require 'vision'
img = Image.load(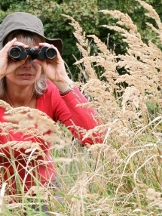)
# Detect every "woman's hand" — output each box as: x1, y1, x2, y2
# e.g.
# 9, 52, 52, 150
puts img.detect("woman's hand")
0, 38, 26, 78
33, 43, 73, 92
